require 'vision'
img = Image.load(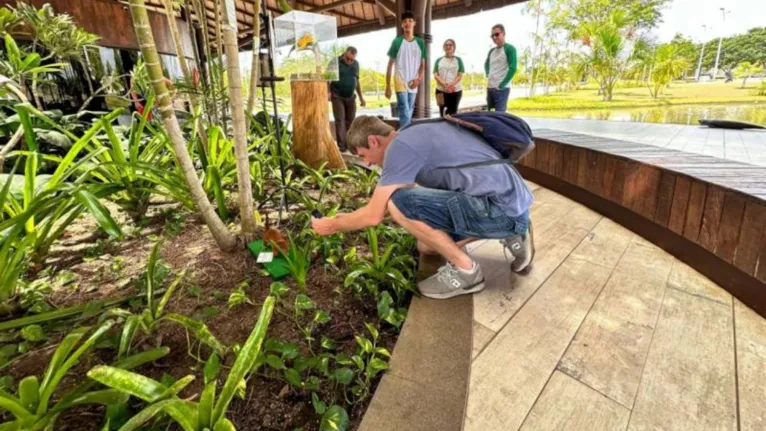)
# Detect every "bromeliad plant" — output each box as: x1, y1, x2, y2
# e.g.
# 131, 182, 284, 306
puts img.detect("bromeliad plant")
87, 296, 276, 431
109, 241, 225, 359
0, 320, 170, 430
344, 226, 417, 305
